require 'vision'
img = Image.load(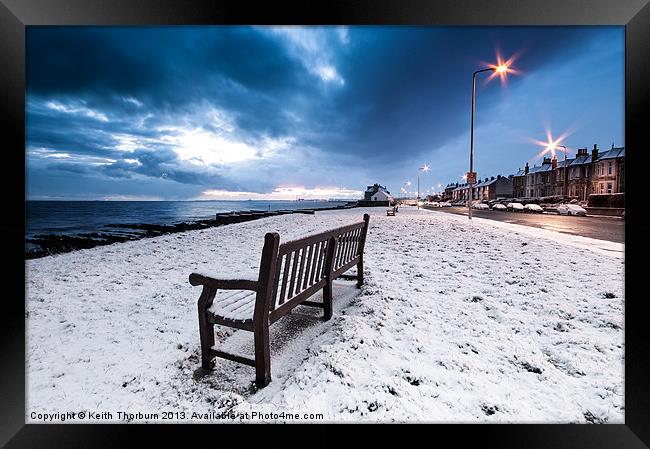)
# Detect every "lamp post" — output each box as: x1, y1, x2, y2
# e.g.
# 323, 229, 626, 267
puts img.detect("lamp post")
468, 64, 509, 220
417, 164, 429, 209
556, 145, 567, 199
